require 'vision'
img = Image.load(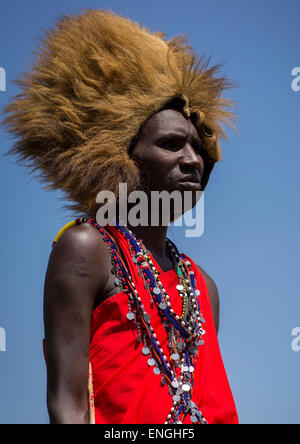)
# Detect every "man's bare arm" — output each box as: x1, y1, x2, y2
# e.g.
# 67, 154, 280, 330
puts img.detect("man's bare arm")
43, 223, 111, 424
